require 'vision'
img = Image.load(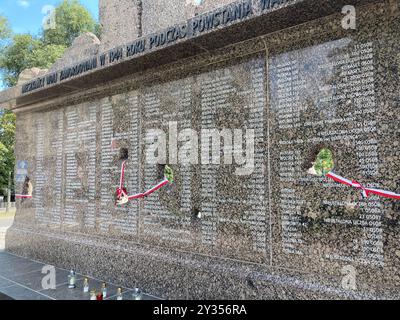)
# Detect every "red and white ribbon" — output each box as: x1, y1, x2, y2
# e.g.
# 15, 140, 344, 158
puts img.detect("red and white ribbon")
116, 160, 170, 205
326, 172, 400, 200
120, 160, 126, 190
15, 194, 32, 199
127, 179, 169, 200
